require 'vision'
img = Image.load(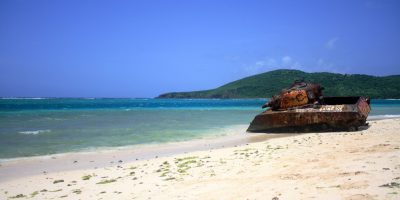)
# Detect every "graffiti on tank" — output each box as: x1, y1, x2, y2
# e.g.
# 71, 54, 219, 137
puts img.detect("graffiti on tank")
319, 105, 344, 112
